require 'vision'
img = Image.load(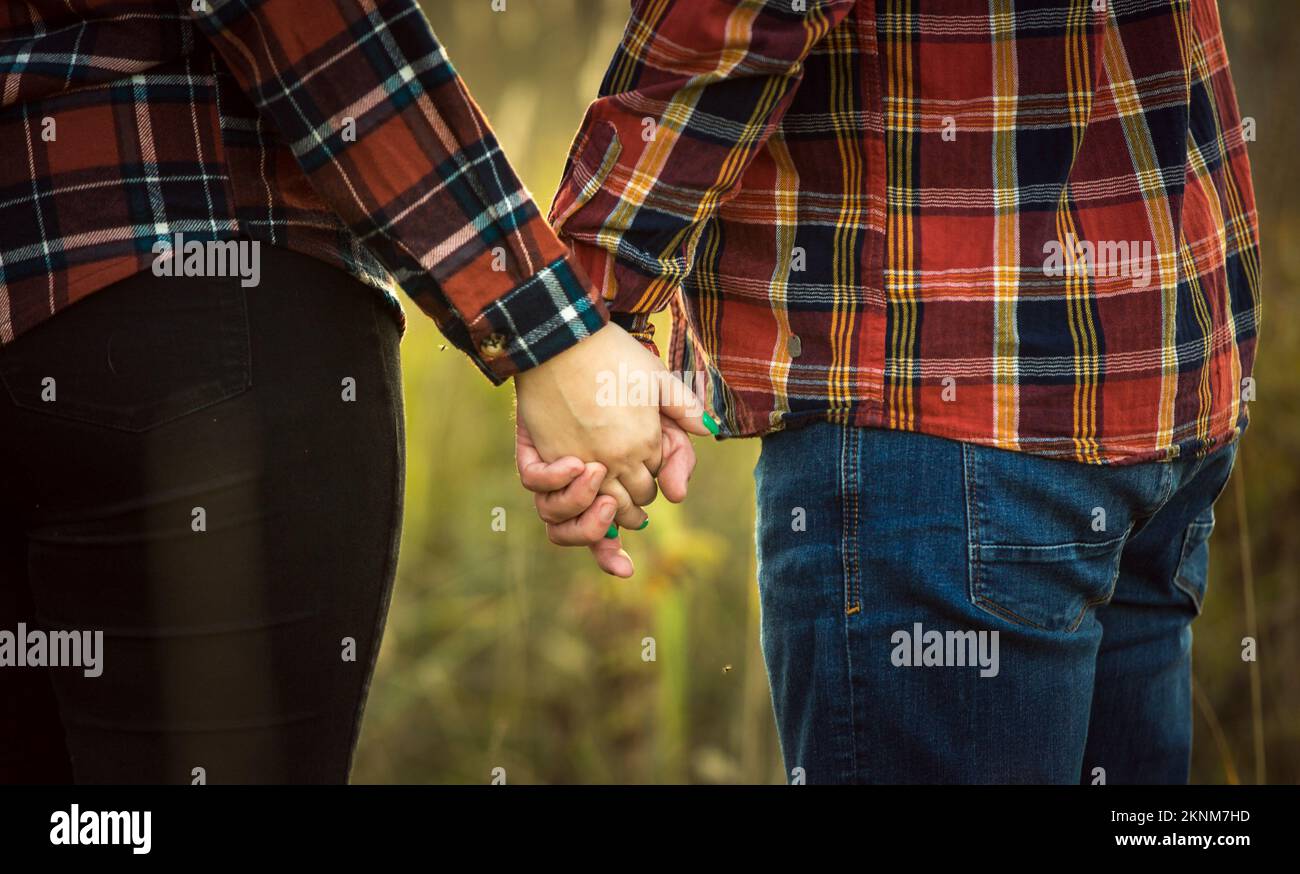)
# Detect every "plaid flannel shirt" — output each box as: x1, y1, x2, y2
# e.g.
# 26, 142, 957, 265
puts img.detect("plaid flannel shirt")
551, 0, 1260, 463
0, 0, 608, 382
